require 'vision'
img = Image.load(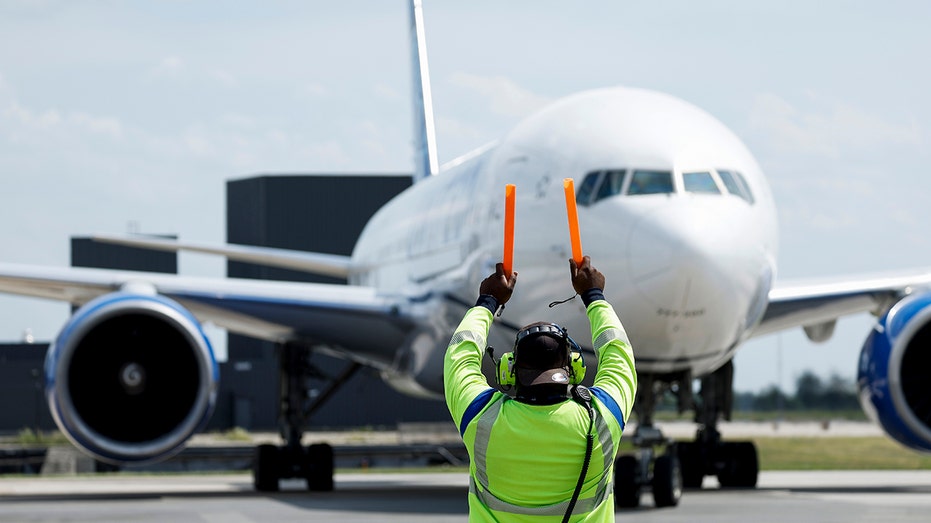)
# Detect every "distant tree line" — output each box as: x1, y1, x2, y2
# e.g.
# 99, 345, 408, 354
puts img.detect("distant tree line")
734, 371, 860, 412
